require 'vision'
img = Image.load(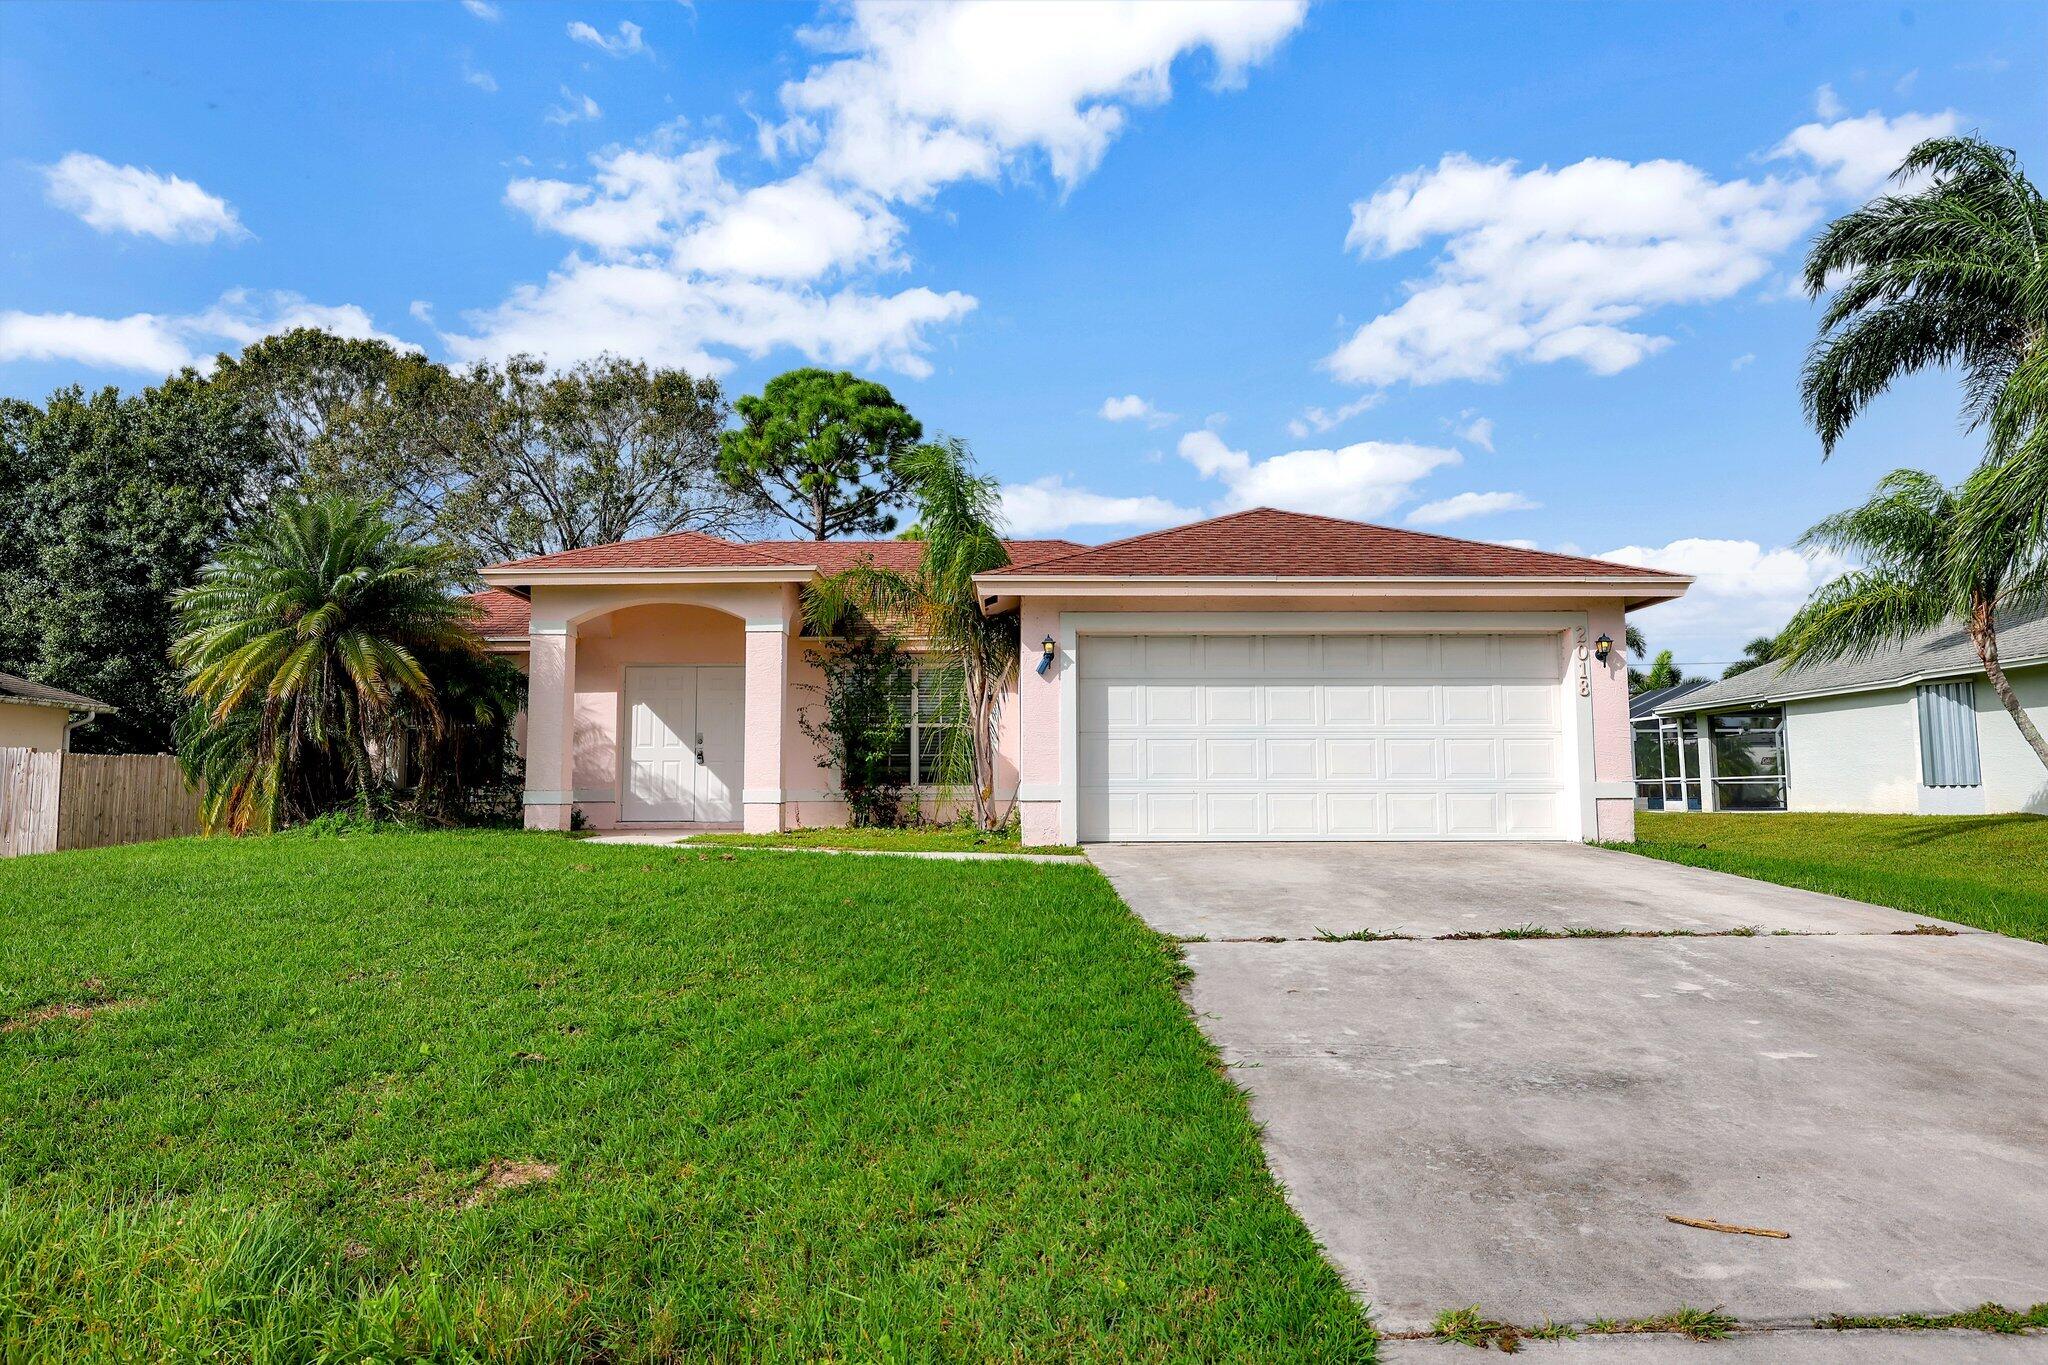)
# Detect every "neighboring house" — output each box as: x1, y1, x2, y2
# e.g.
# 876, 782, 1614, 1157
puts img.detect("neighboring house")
1649, 608, 2048, 816
1629, 679, 1710, 811
474, 507, 1689, 845
0, 671, 113, 751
